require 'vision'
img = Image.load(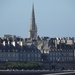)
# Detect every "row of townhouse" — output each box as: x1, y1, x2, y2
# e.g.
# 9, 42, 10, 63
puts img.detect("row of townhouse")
41, 49, 74, 62
0, 44, 41, 62
49, 49, 74, 61
37, 38, 75, 62
0, 35, 75, 62
0, 43, 74, 62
